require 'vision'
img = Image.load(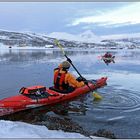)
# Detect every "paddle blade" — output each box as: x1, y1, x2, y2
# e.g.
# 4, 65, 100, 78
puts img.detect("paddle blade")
93, 92, 102, 100
54, 39, 65, 55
